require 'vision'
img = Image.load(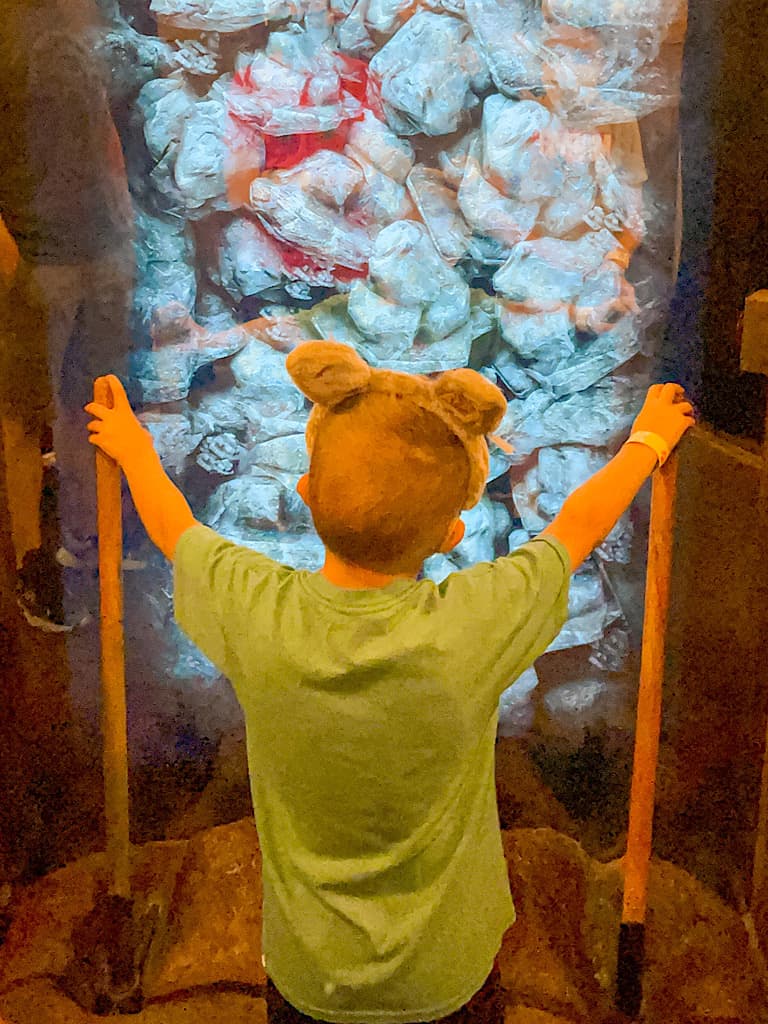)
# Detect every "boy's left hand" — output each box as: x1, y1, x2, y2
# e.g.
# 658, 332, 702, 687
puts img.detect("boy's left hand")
84, 375, 154, 469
